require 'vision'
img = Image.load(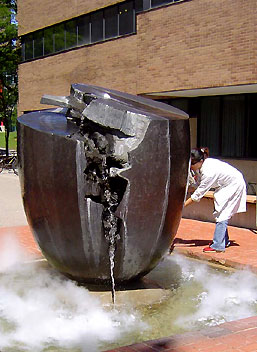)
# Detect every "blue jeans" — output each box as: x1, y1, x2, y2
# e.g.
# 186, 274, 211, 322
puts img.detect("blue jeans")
210, 220, 229, 251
